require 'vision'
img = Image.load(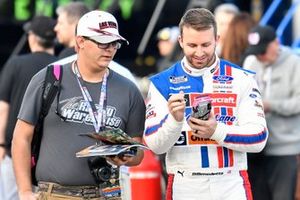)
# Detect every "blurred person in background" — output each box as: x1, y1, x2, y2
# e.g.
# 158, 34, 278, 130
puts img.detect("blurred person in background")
0, 16, 57, 200
244, 25, 300, 200
135, 27, 180, 100
214, 3, 240, 56
54, 2, 90, 59
220, 12, 256, 66
156, 26, 180, 72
